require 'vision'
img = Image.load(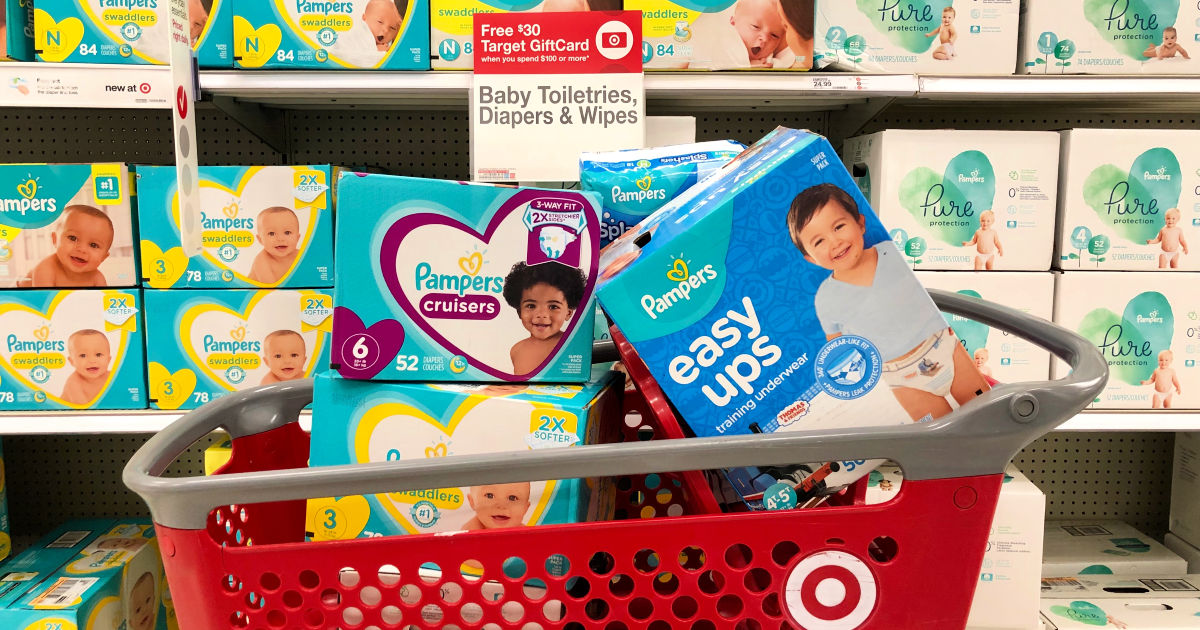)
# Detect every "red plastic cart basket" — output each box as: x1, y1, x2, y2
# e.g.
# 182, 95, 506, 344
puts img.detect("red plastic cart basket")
124, 290, 1106, 630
